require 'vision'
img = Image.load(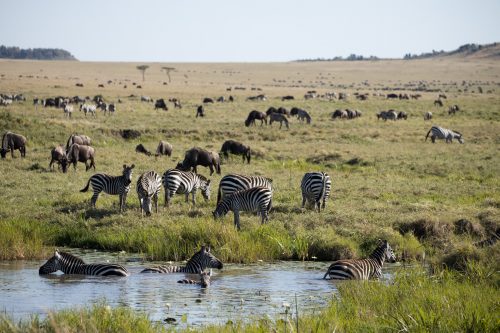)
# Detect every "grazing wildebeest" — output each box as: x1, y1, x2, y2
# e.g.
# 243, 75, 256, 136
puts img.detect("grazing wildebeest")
228, 95, 234, 102
266, 107, 278, 116
282, 95, 294, 101
135, 144, 152, 156
434, 99, 443, 107
155, 99, 168, 111
155, 140, 172, 157
203, 97, 214, 104
399, 93, 410, 100
216, 96, 225, 102
438, 94, 447, 99
269, 113, 289, 129
386, 93, 398, 99
244, 110, 267, 127
107, 103, 116, 115
66, 134, 91, 151
220, 140, 251, 164
44, 98, 56, 107
397, 111, 408, 120
1, 131, 27, 159
196, 105, 205, 117
290, 107, 311, 124
332, 109, 348, 119
49, 145, 68, 173
424, 111, 433, 121
448, 105, 460, 115
176, 147, 221, 175
66, 143, 96, 171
